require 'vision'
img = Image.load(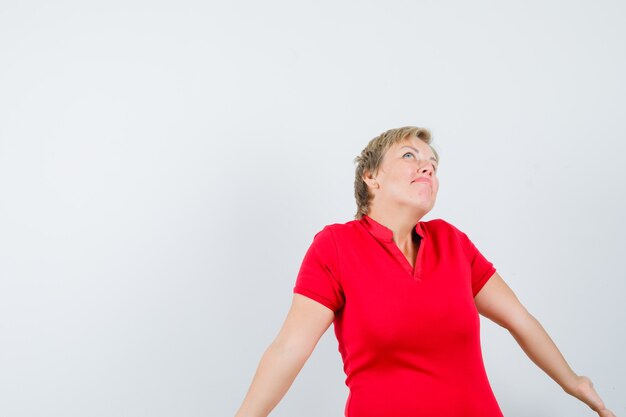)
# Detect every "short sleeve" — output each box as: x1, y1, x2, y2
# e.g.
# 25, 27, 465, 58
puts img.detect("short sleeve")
293, 226, 345, 313
452, 224, 497, 297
